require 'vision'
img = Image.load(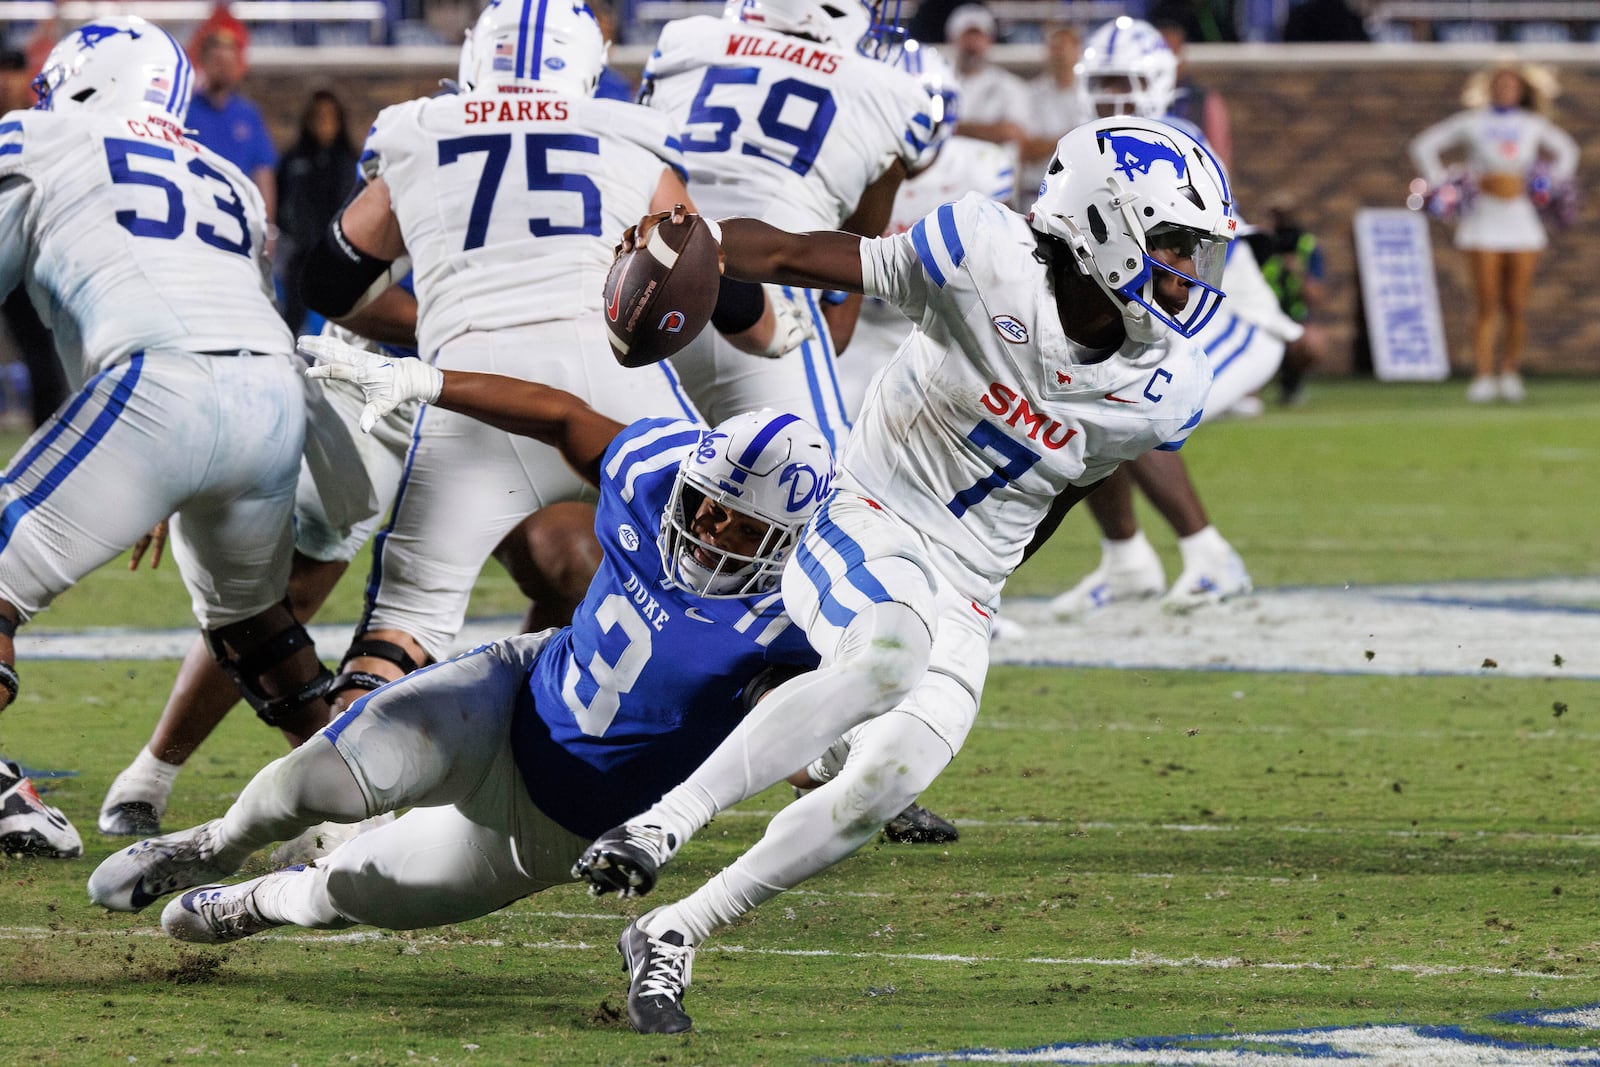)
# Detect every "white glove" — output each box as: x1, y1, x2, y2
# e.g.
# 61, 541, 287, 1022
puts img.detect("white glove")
300, 334, 443, 433
752, 283, 816, 359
